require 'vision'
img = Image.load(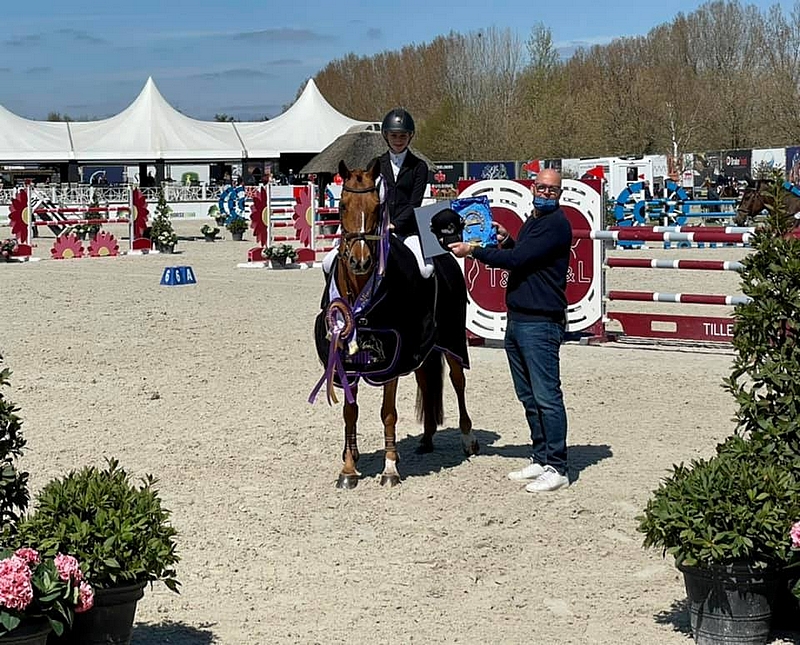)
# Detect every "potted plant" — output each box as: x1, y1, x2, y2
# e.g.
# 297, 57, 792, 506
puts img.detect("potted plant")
262, 243, 297, 267
0, 240, 18, 262
149, 189, 178, 253
637, 171, 800, 644
85, 194, 105, 241
208, 205, 227, 227
200, 224, 219, 242
155, 230, 178, 253
68, 224, 89, 241
225, 216, 248, 242
638, 450, 800, 642
11, 459, 180, 645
